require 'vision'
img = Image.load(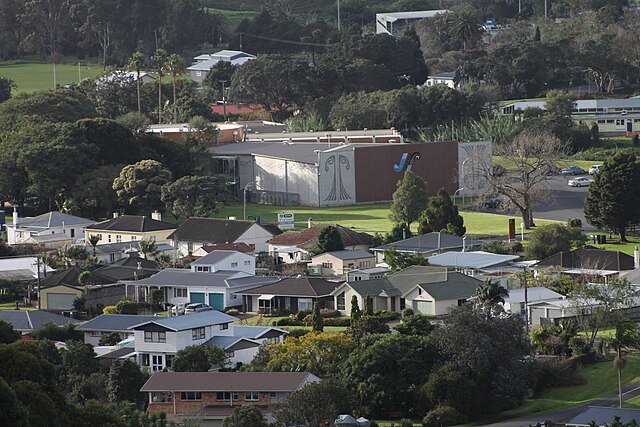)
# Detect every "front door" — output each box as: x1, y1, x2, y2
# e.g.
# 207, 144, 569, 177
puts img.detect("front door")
151, 354, 164, 372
